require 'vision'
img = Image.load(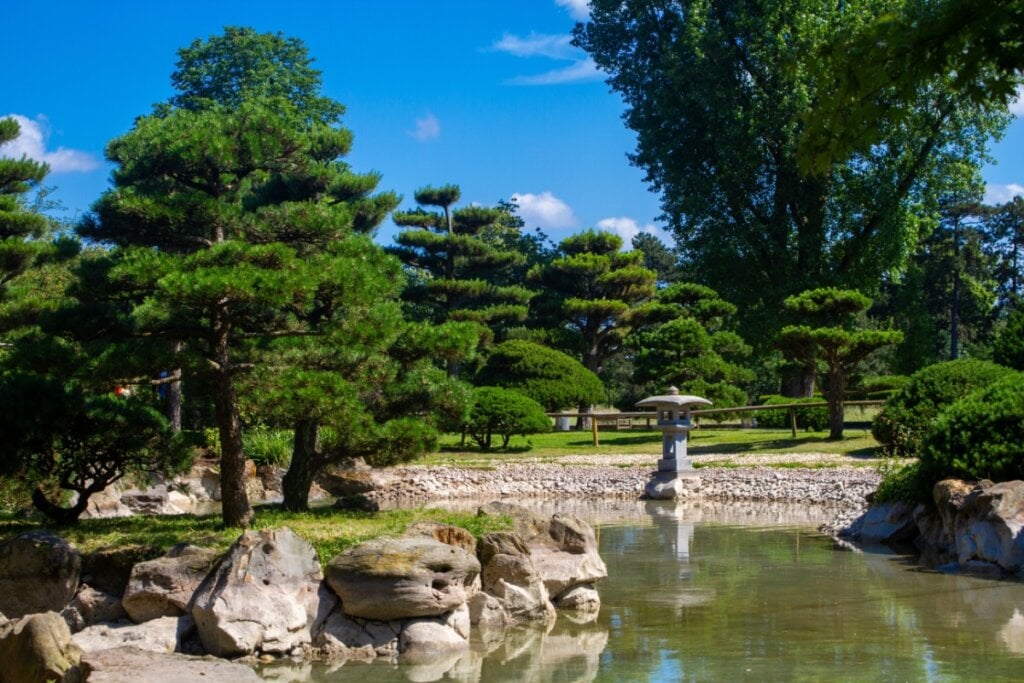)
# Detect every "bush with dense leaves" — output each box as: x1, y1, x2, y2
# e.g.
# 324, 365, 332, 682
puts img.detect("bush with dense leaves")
754, 395, 829, 431
920, 374, 1024, 482
872, 359, 1015, 456
993, 307, 1024, 371
465, 386, 551, 450
474, 340, 605, 411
